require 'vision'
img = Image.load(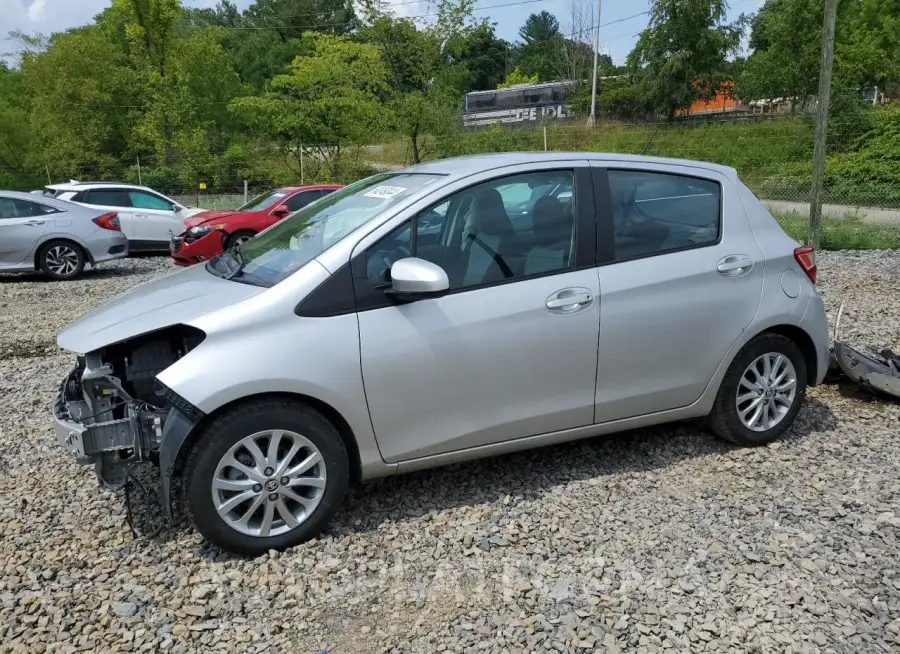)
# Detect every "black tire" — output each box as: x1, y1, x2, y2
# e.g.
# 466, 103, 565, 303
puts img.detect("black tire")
38, 240, 86, 280
709, 333, 807, 446
183, 398, 349, 556
224, 230, 255, 250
